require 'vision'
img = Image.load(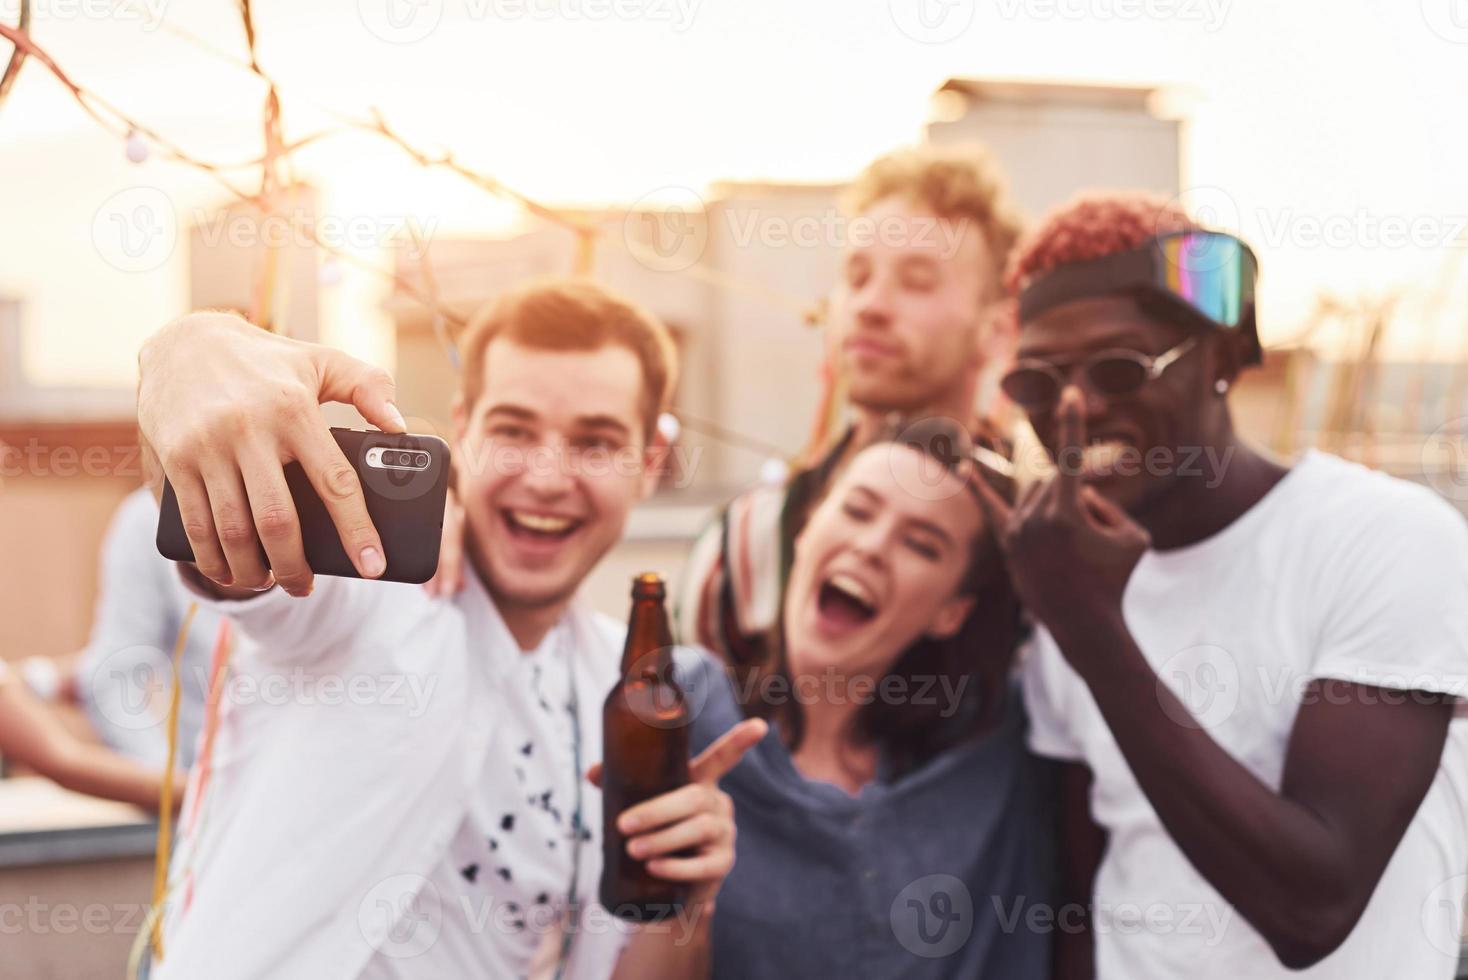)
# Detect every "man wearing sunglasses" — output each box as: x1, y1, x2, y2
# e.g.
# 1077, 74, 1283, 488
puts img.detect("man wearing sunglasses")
969, 193, 1468, 978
